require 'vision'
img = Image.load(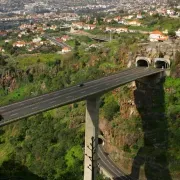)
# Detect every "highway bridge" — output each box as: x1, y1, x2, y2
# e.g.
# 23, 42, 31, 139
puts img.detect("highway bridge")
0, 67, 163, 127
0, 66, 165, 180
